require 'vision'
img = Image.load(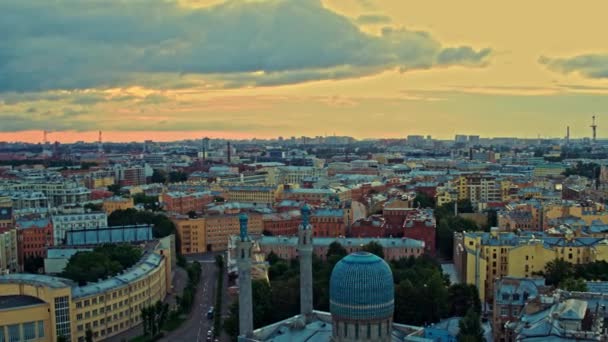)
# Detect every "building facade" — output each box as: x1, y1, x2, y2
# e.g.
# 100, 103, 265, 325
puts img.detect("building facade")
16, 218, 54, 267
51, 212, 108, 245
172, 217, 206, 254
0, 239, 172, 342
